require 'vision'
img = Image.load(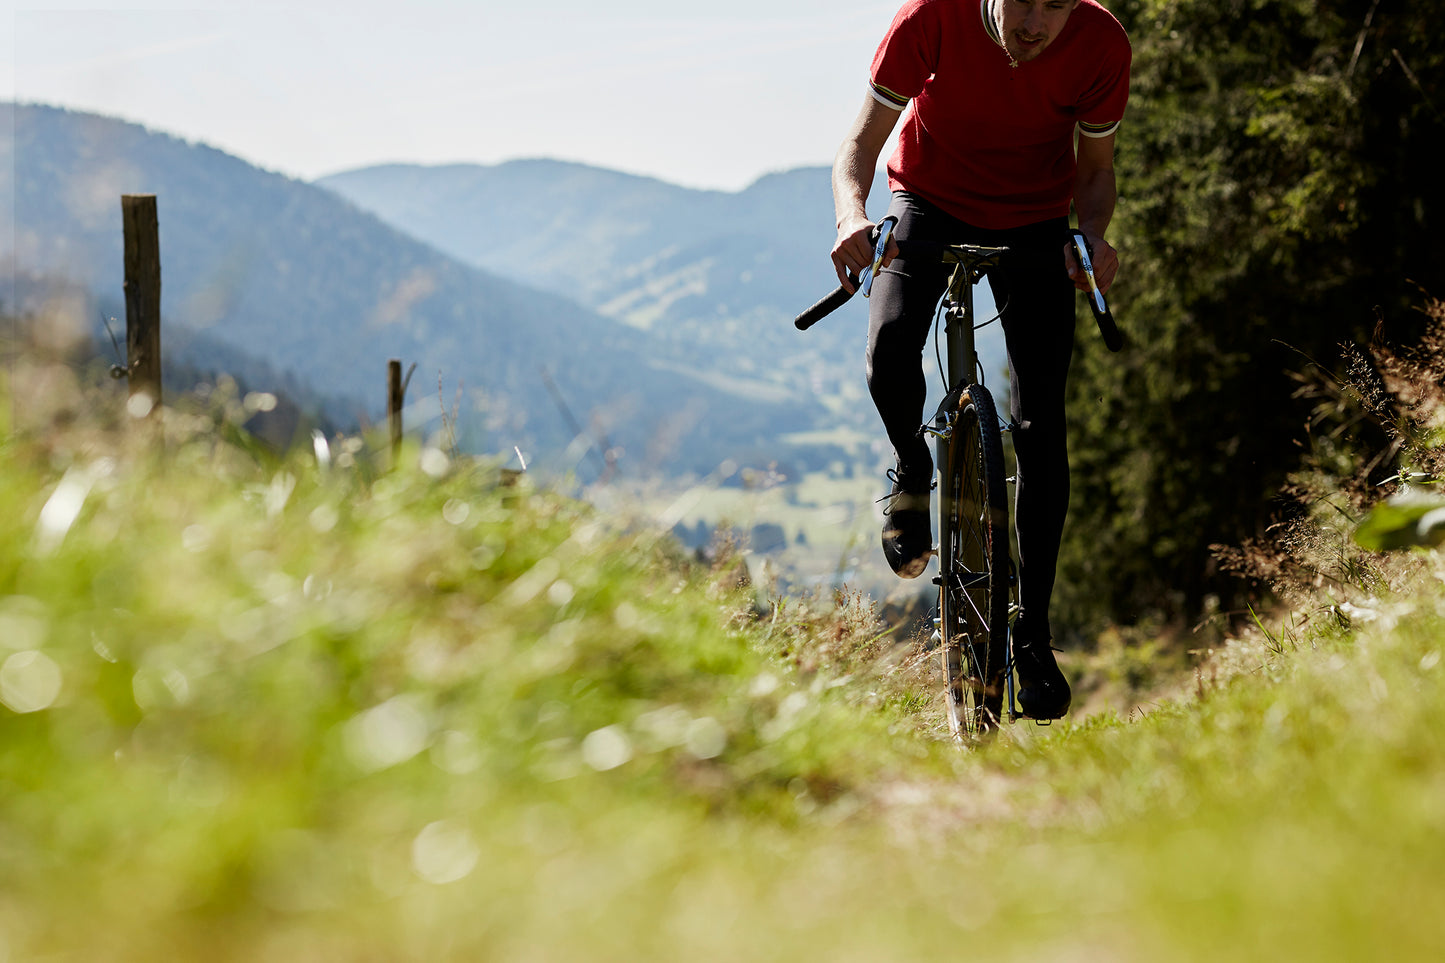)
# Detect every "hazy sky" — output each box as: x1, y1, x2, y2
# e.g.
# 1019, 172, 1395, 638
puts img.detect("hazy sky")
4, 0, 903, 190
